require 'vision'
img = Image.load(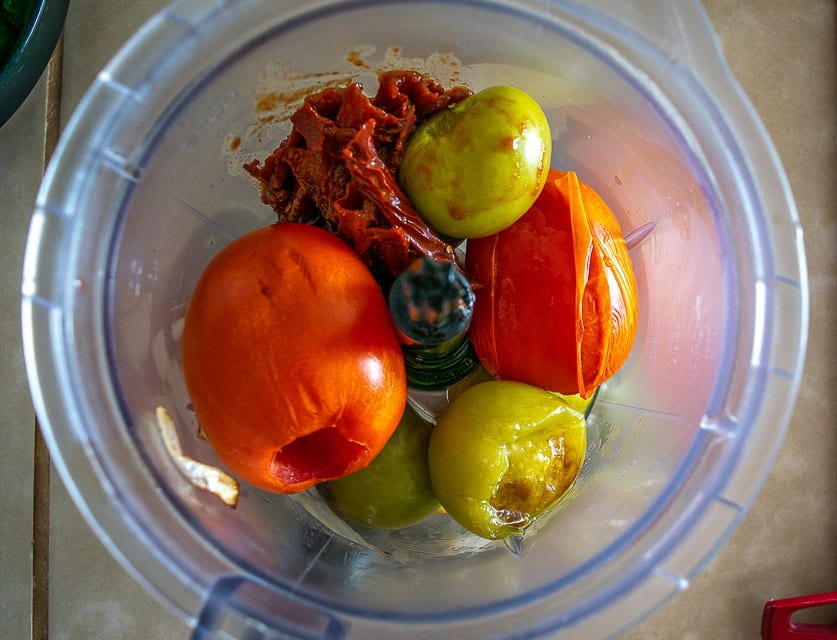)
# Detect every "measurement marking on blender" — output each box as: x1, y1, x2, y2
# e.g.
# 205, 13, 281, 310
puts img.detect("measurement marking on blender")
595, 399, 681, 419
173, 198, 235, 240
290, 537, 334, 590
767, 367, 795, 381
653, 568, 689, 591
23, 294, 60, 310
774, 274, 802, 288
716, 495, 745, 514
97, 72, 142, 100
161, 9, 202, 33
35, 202, 71, 219
101, 148, 143, 182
